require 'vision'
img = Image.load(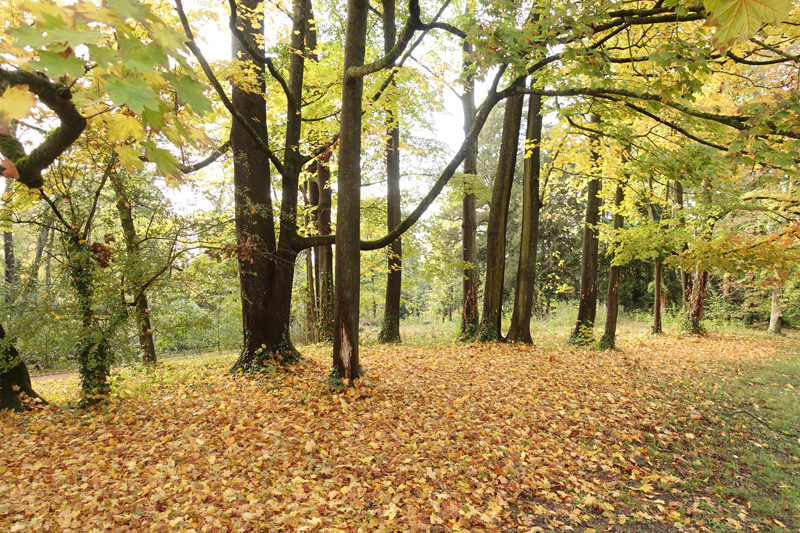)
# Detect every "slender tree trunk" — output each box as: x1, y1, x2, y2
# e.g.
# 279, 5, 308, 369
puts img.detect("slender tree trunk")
0, 322, 47, 412
652, 255, 663, 334
507, 91, 543, 344
600, 182, 625, 349
768, 284, 783, 335
686, 266, 709, 334
460, 28, 479, 340
3, 178, 16, 303
478, 80, 526, 342
110, 174, 157, 365
333, 0, 368, 381
673, 180, 691, 305
569, 116, 602, 345
317, 155, 334, 342
379, 0, 402, 343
